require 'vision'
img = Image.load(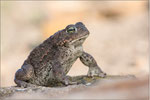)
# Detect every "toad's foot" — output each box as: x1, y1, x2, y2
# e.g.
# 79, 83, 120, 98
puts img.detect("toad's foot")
63, 76, 78, 86
80, 52, 106, 78
87, 67, 106, 78
15, 79, 37, 88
